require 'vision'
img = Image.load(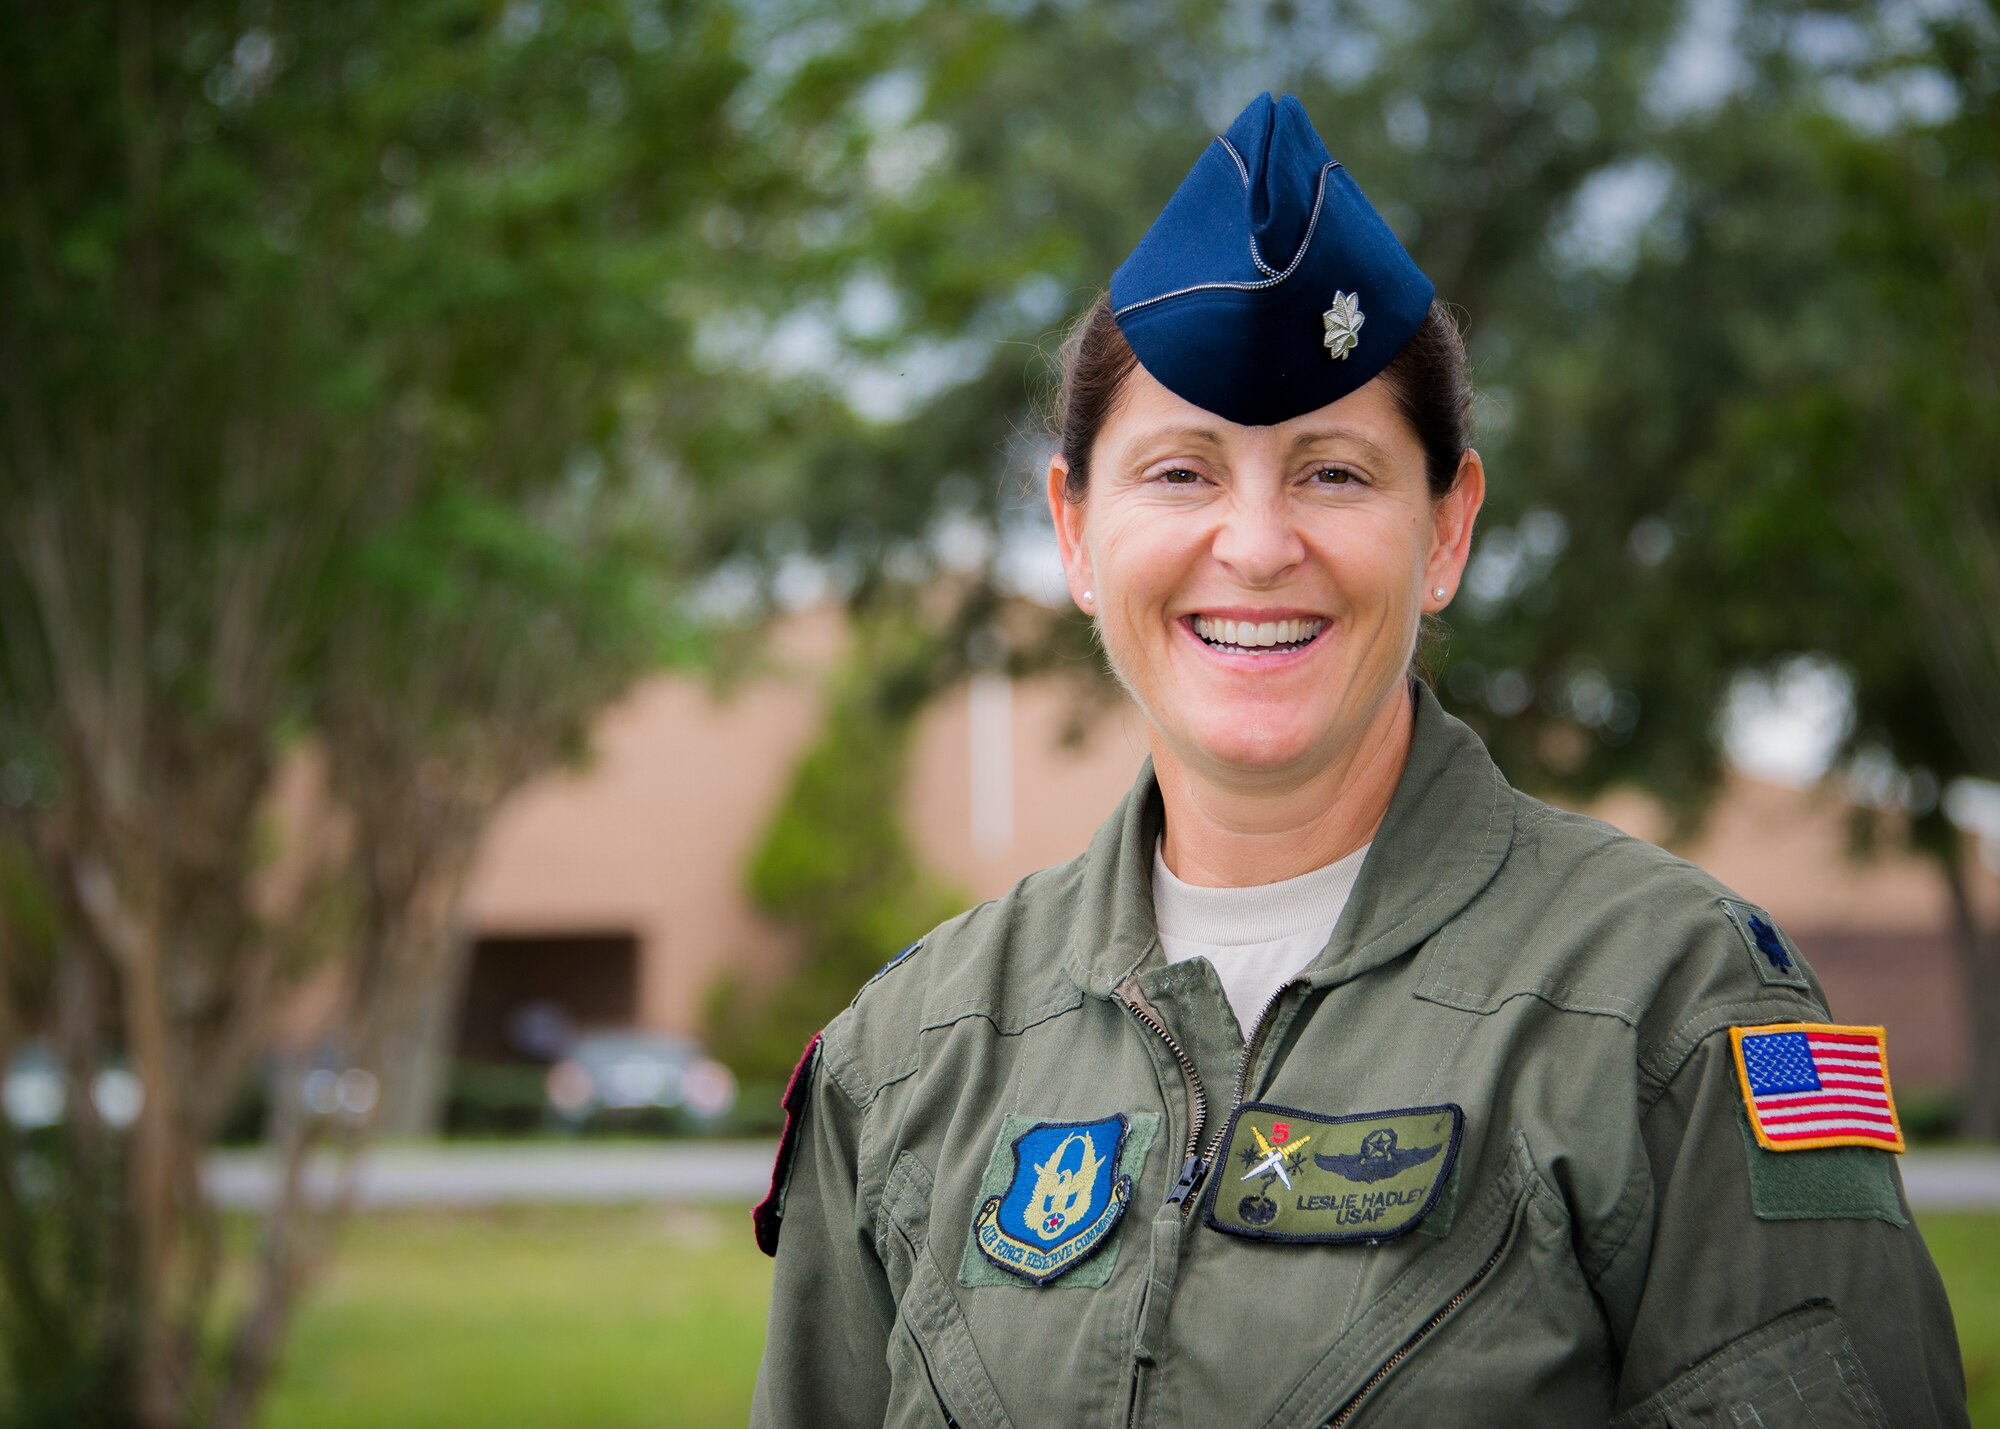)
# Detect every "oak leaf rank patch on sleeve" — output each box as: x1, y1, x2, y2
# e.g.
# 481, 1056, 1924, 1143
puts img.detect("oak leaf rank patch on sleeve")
1718, 898, 1812, 991
1732, 1023, 1905, 1154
